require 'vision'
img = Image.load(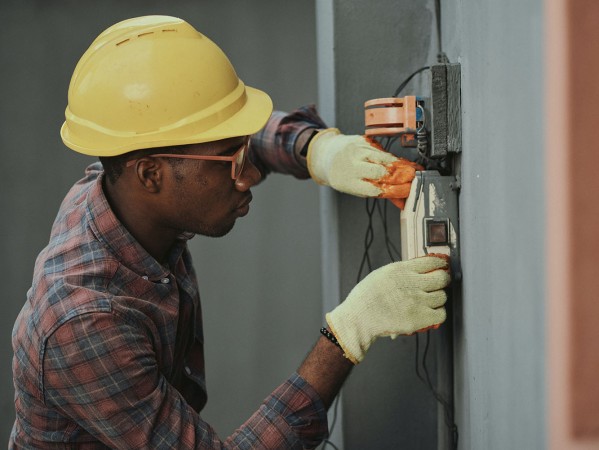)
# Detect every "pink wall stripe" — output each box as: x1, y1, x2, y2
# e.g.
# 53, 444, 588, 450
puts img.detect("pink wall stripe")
547, 0, 599, 447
